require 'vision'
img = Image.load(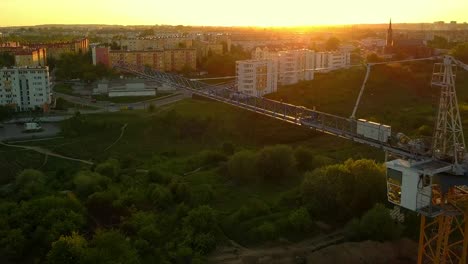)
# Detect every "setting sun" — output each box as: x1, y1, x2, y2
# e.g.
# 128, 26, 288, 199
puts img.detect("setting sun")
2, 0, 468, 26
